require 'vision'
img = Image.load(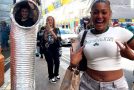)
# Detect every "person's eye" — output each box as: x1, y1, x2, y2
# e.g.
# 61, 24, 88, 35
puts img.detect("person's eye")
93, 11, 98, 15
102, 11, 108, 15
